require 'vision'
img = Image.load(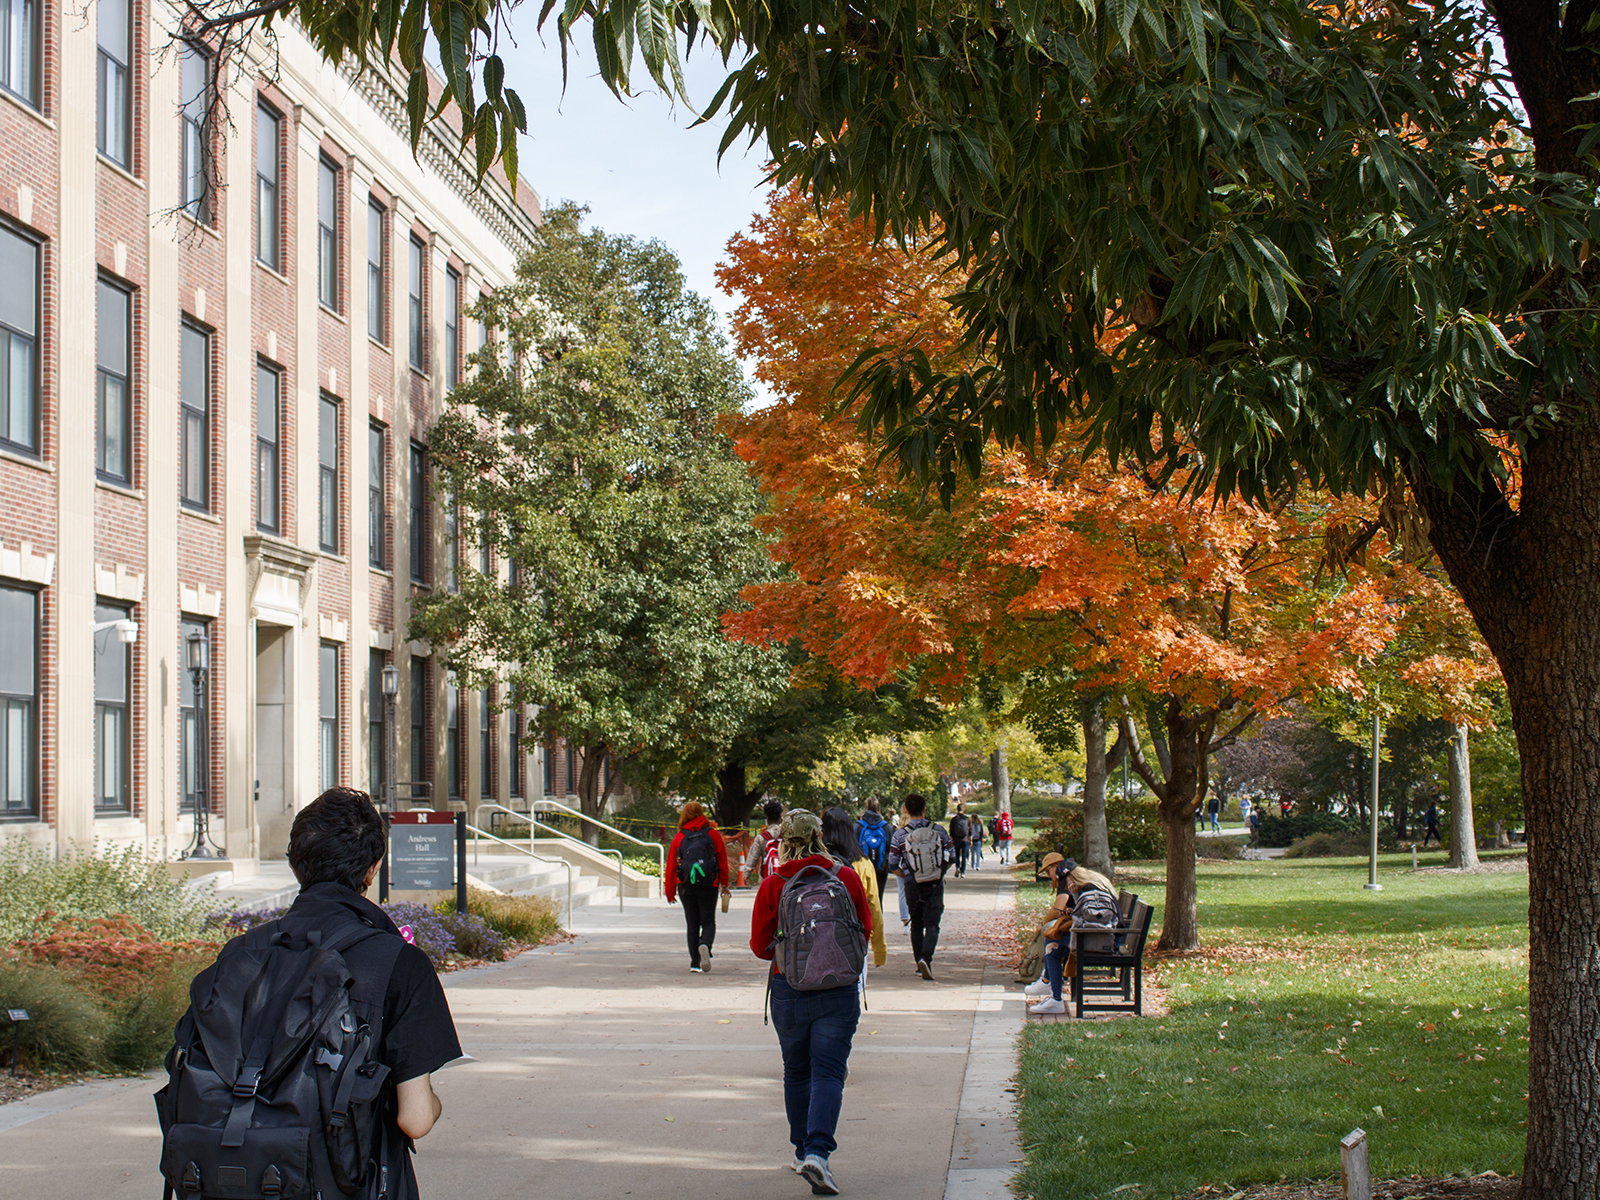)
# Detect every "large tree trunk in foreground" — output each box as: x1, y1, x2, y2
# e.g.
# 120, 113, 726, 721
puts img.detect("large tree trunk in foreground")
989, 745, 1010, 815
714, 759, 763, 830
1079, 696, 1114, 878
1414, 419, 1600, 1200
1446, 724, 1479, 870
